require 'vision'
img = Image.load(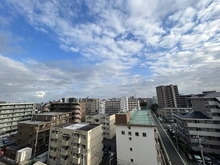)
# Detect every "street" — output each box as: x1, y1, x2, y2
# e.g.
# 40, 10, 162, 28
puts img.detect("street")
152, 113, 186, 165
